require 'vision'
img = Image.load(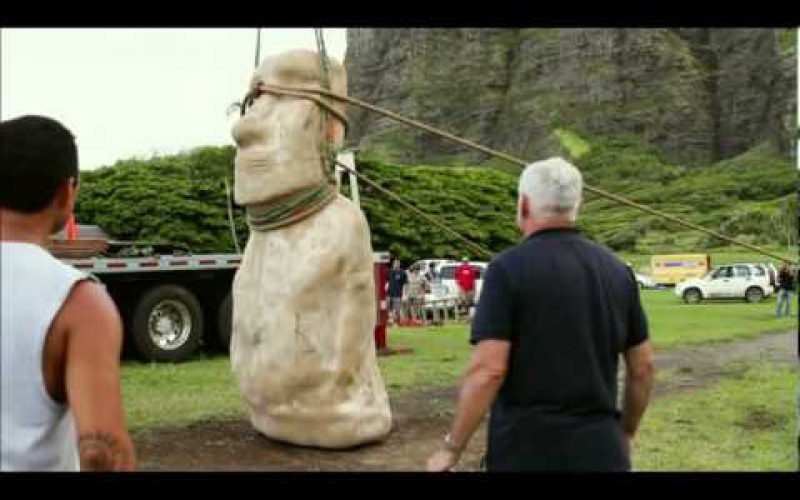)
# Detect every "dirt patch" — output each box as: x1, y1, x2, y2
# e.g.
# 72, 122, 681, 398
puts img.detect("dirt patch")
649, 330, 796, 399
736, 406, 784, 431
132, 330, 796, 471
133, 385, 486, 471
